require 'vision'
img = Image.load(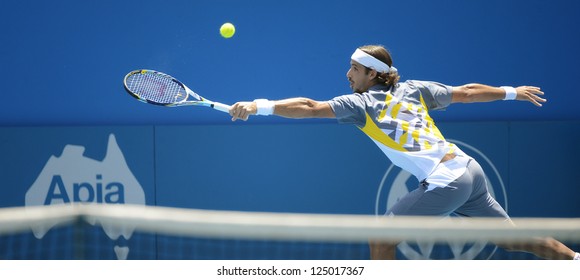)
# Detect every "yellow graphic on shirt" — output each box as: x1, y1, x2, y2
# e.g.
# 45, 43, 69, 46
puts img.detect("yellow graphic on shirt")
360, 92, 446, 152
